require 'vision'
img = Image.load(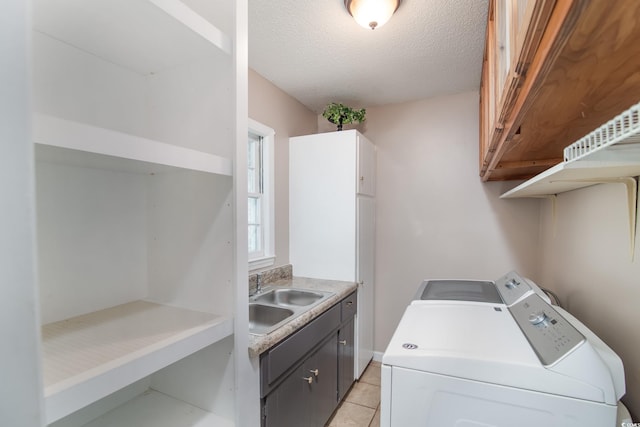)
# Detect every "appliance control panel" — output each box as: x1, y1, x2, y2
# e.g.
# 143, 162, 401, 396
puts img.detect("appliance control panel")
495, 271, 535, 306
509, 293, 585, 366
